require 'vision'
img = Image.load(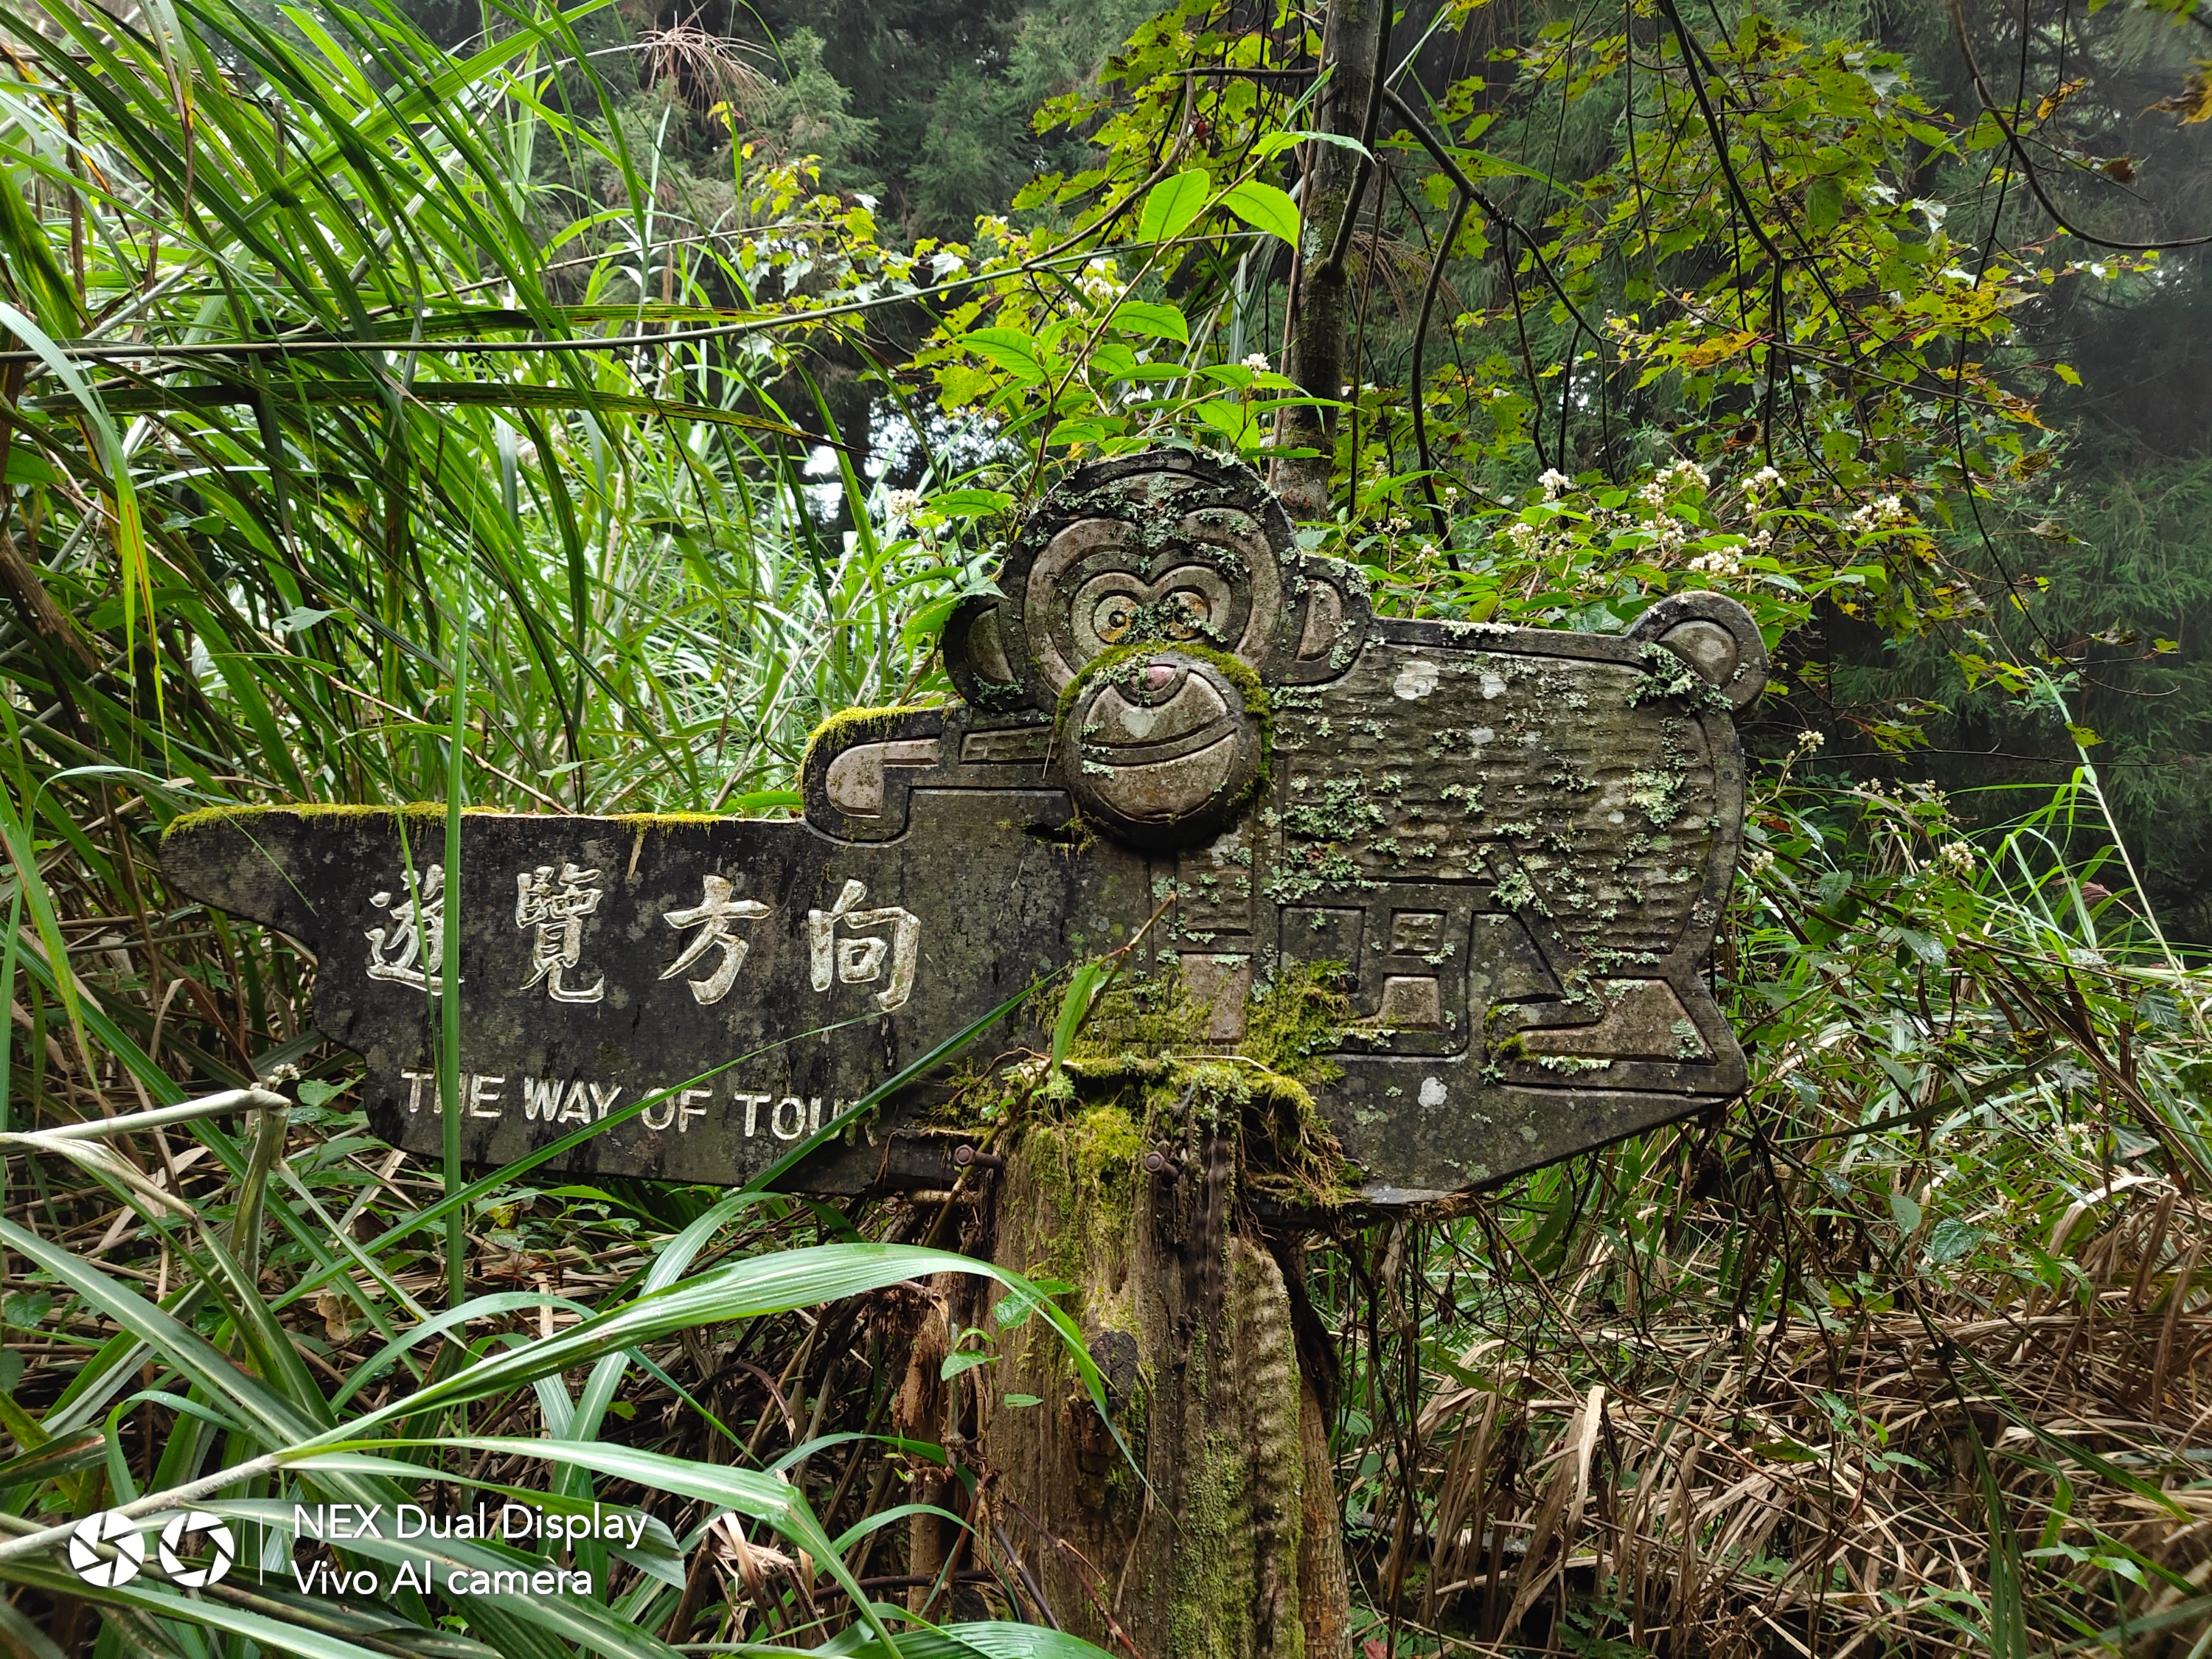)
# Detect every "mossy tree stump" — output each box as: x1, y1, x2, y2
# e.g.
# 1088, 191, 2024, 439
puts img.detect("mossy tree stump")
894, 1031, 1355, 1659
